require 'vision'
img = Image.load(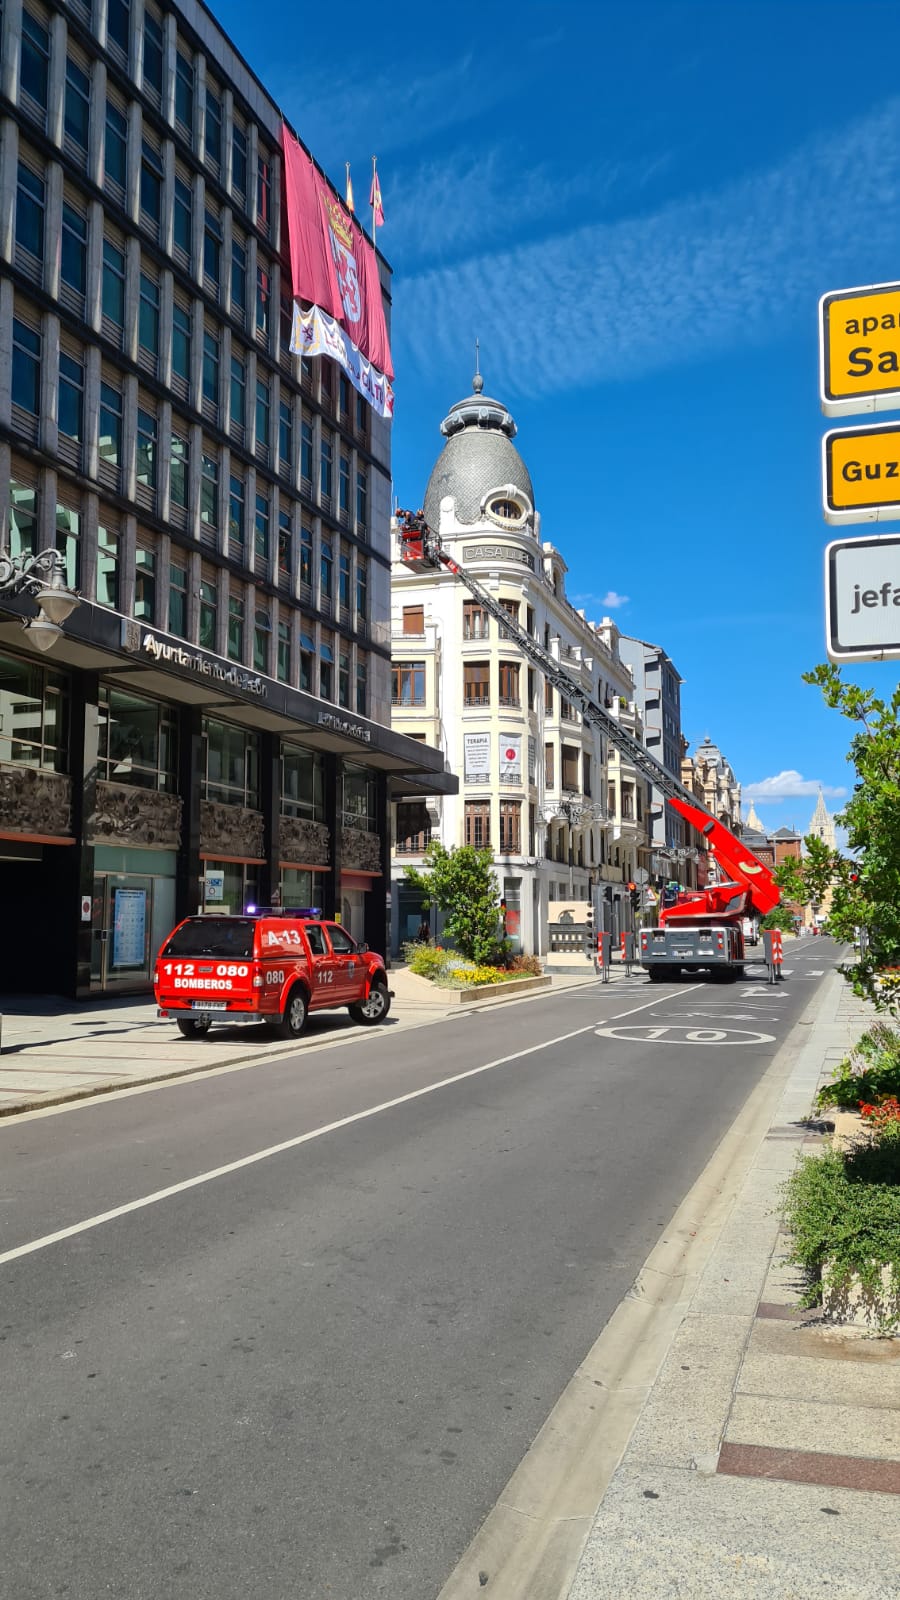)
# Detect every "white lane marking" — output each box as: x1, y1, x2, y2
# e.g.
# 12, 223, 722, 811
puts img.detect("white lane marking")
0, 1021, 602, 1267
595, 1023, 774, 1047
603, 986, 701, 1022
